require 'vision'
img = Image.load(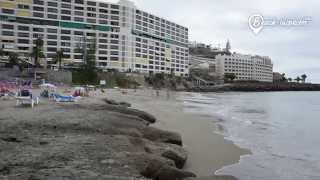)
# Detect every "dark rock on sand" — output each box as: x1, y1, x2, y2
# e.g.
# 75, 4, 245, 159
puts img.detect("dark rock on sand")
185, 175, 238, 180
144, 142, 188, 169
141, 159, 196, 180
102, 102, 156, 124
162, 149, 187, 169
104, 98, 132, 108
142, 127, 183, 146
